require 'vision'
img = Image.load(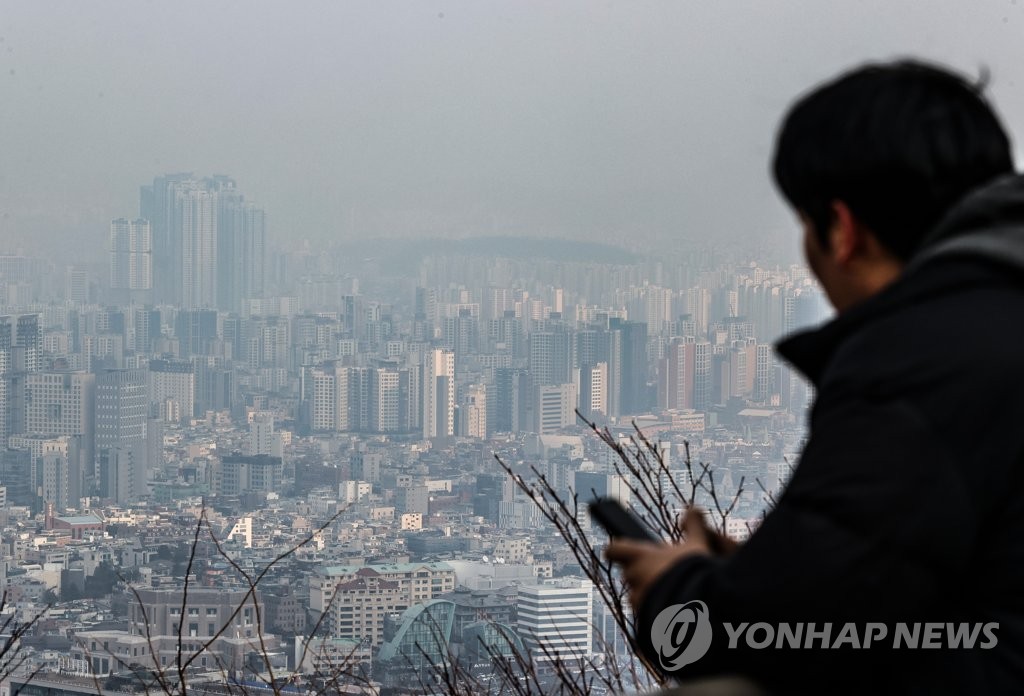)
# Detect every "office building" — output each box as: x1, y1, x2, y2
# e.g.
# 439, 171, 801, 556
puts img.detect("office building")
517, 579, 593, 664
609, 319, 649, 416
529, 328, 573, 388
7, 434, 86, 511
217, 454, 283, 496
95, 368, 148, 503
23, 371, 95, 476
536, 383, 577, 434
